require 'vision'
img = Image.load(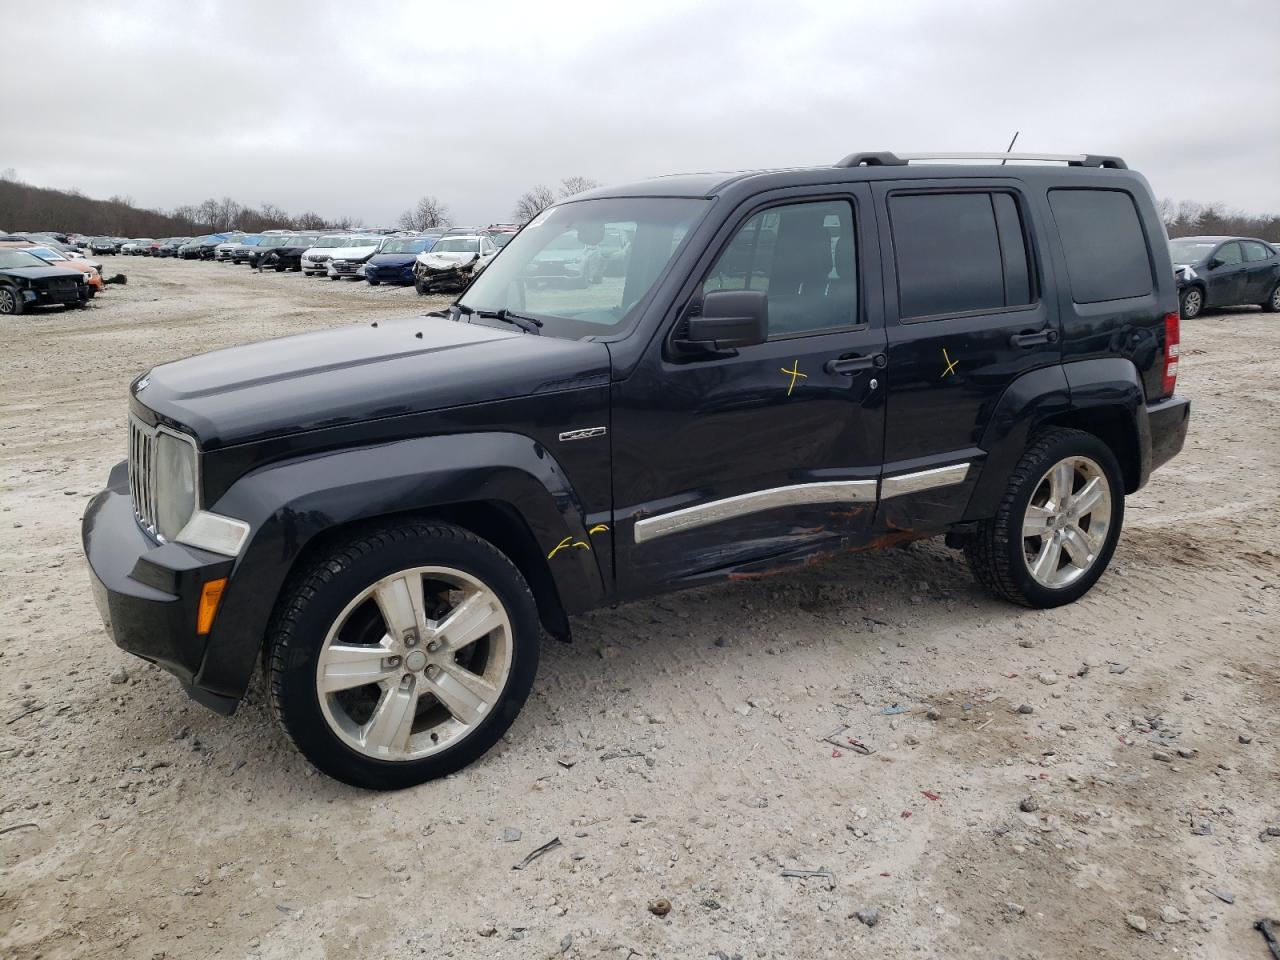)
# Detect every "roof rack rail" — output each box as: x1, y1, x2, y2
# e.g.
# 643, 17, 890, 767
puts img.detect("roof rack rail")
834, 151, 1127, 170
